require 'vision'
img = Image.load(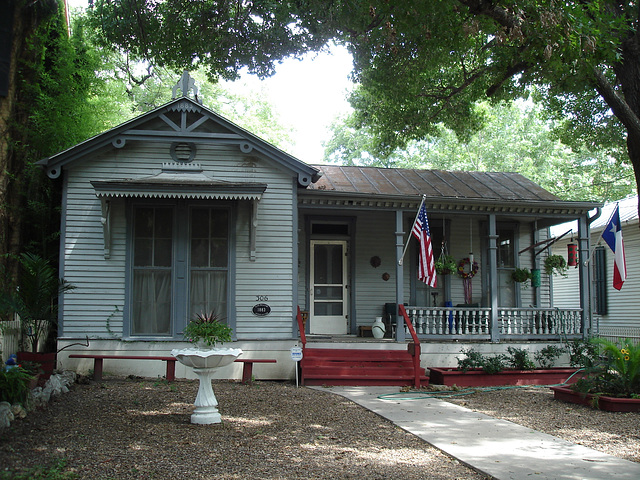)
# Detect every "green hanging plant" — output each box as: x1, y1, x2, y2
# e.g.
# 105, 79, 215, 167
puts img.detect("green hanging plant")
511, 267, 532, 283
544, 254, 568, 277
435, 255, 457, 275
